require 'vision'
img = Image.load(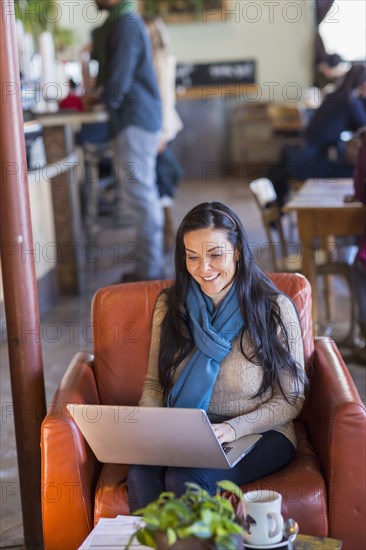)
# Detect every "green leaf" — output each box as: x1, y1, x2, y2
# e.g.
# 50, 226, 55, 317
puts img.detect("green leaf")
200, 508, 214, 525
217, 480, 244, 501
166, 527, 177, 546
184, 482, 210, 497
124, 532, 136, 550
183, 522, 212, 539
140, 514, 161, 528
216, 497, 237, 518
136, 528, 157, 548
134, 501, 161, 518
158, 491, 176, 502
159, 509, 180, 531
230, 523, 244, 535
